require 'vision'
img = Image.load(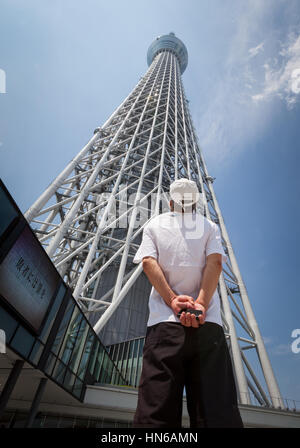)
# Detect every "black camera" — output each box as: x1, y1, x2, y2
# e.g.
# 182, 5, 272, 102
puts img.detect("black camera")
177, 308, 203, 321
